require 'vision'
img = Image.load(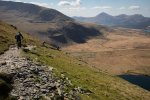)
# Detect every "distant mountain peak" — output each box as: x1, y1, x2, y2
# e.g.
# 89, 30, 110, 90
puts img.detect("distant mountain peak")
73, 12, 150, 29
116, 14, 128, 17
100, 12, 108, 15
131, 14, 144, 18
96, 12, 111, 17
